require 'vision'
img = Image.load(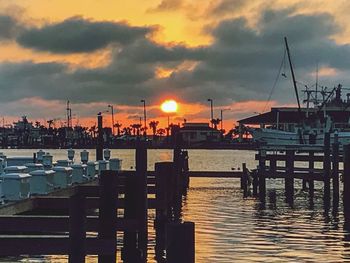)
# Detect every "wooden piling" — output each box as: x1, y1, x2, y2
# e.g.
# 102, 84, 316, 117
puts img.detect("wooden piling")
155, 162, 173, 261
69, 193, 86, 263
323, 132, 331, 207
135, 140, 148, 262
98, 170, 117, 263
96, 113, 103, 161
241, 163, 248, 197
343, 144, 350, 217
332, 136, 340, 206
166, 221, 195, 263
285, 150, 294, 203
258, 150, 266, 201
308, 151, 315, 198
